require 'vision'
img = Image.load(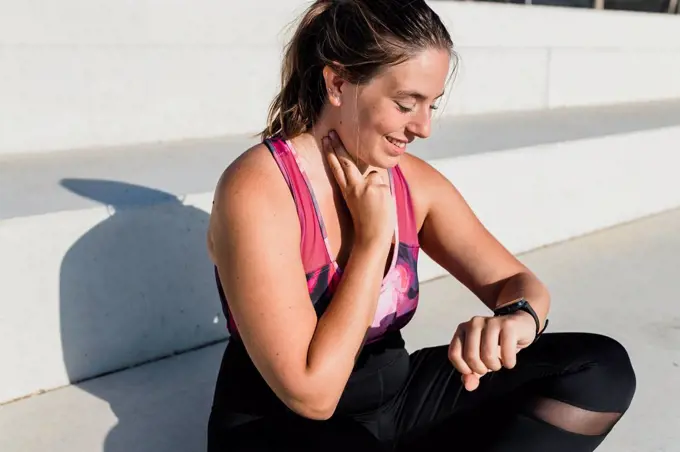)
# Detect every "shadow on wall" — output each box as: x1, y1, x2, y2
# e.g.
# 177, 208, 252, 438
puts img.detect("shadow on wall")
59, 179, 227, 452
